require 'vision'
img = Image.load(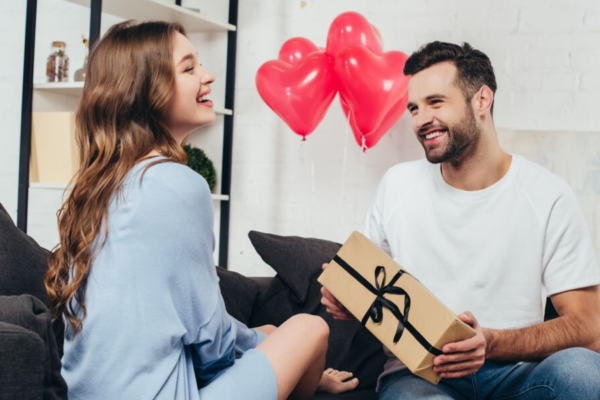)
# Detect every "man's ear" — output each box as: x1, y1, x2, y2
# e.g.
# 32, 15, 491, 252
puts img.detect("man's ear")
474, 85, 494, 117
